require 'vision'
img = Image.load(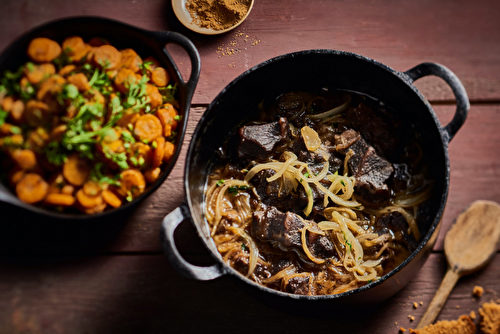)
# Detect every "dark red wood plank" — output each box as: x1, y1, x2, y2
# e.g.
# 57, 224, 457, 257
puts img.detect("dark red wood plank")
0, 0, 499, 103
0, 253, 498, 333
